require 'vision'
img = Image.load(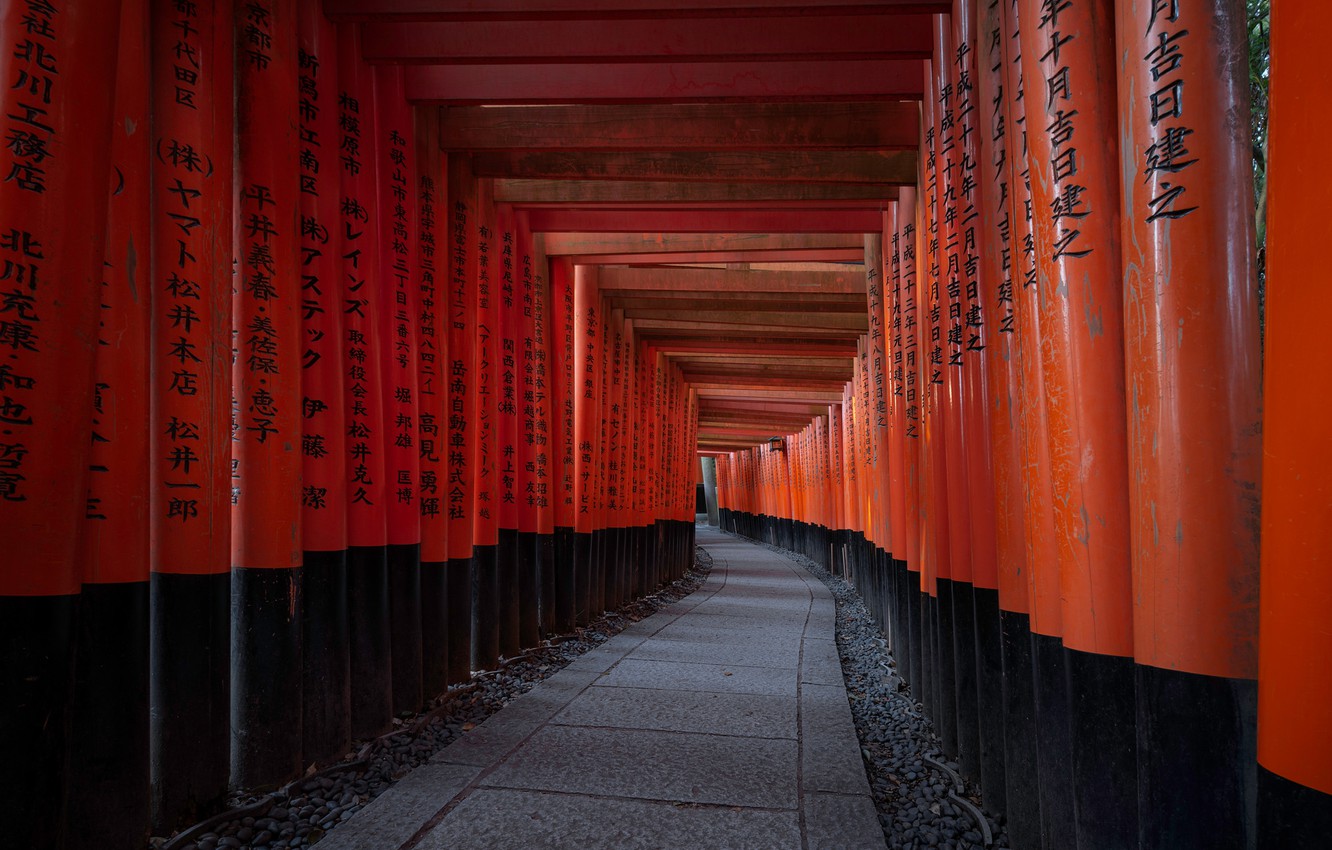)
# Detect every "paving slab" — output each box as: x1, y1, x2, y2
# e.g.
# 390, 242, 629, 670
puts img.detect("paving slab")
325, 526, 881, 850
